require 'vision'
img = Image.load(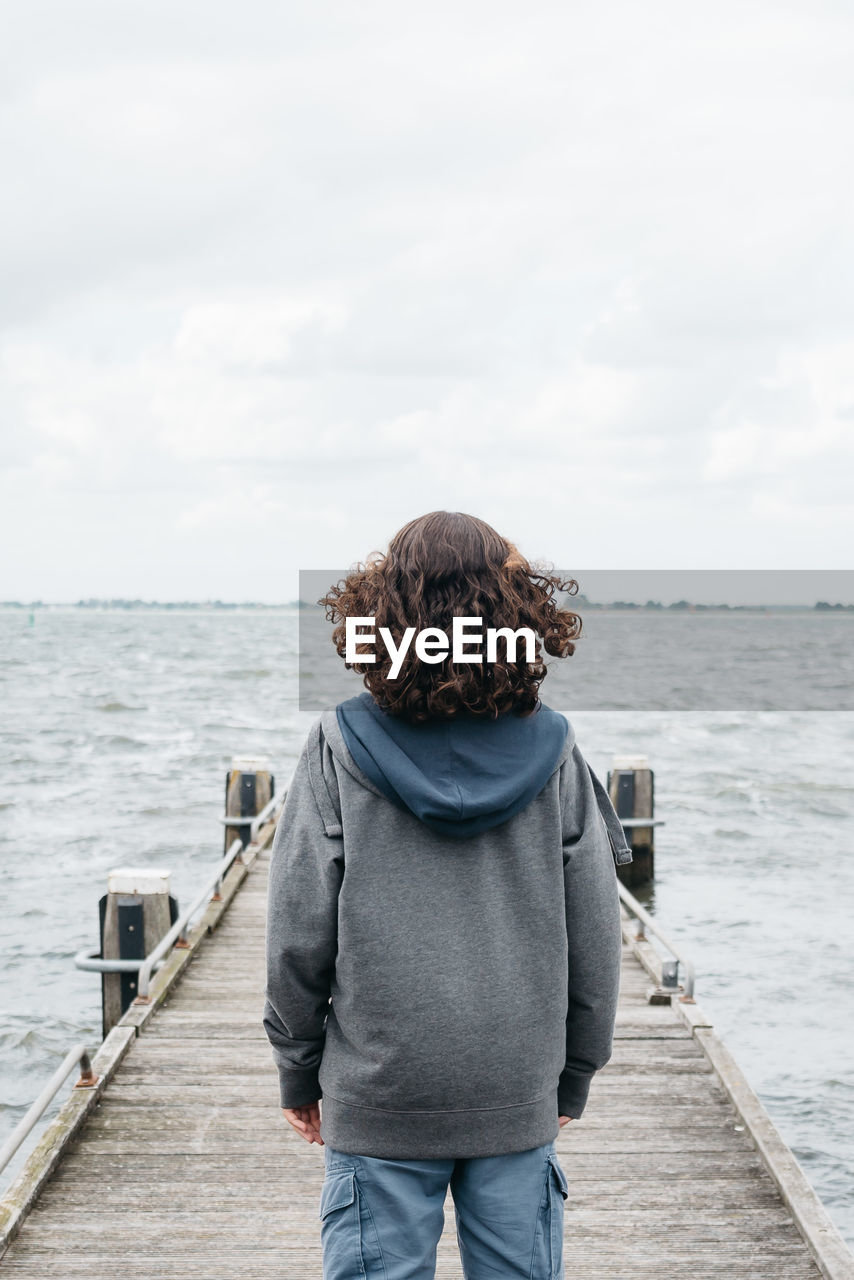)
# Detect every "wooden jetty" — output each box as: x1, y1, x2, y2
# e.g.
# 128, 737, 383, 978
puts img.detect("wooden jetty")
1, 805, 853, 1278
